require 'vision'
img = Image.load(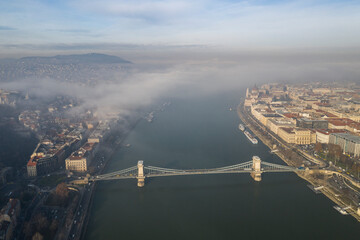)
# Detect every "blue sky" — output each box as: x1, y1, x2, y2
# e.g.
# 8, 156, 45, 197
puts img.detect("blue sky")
1, 0, 360, 52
